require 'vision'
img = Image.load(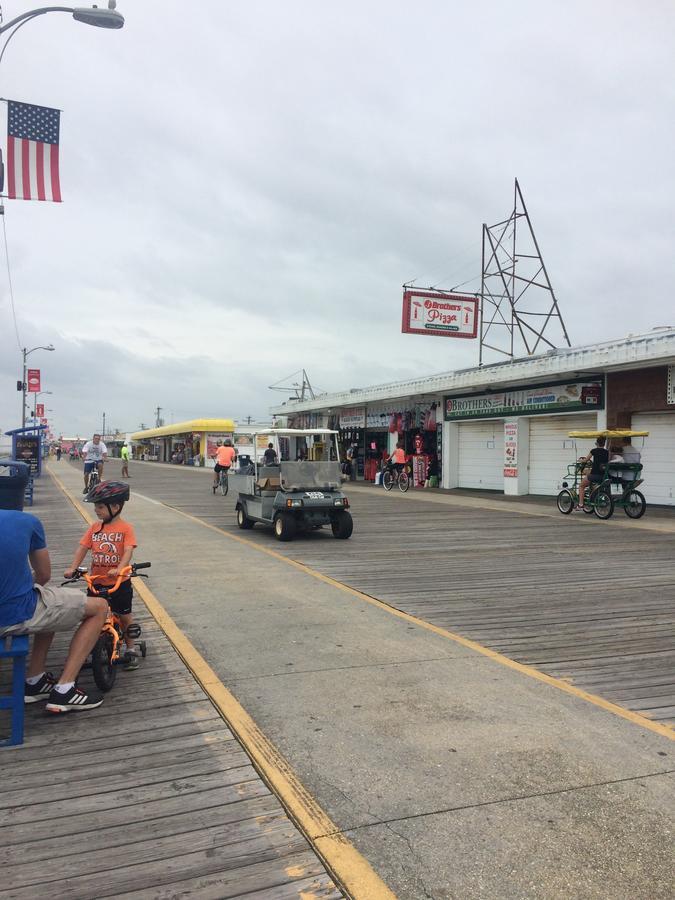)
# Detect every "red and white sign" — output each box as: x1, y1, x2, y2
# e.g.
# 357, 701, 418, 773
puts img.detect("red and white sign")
36, 403, 45, 417
27, 369, 41, 392
504, 421, 518, 477
402, 290, 478, 339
